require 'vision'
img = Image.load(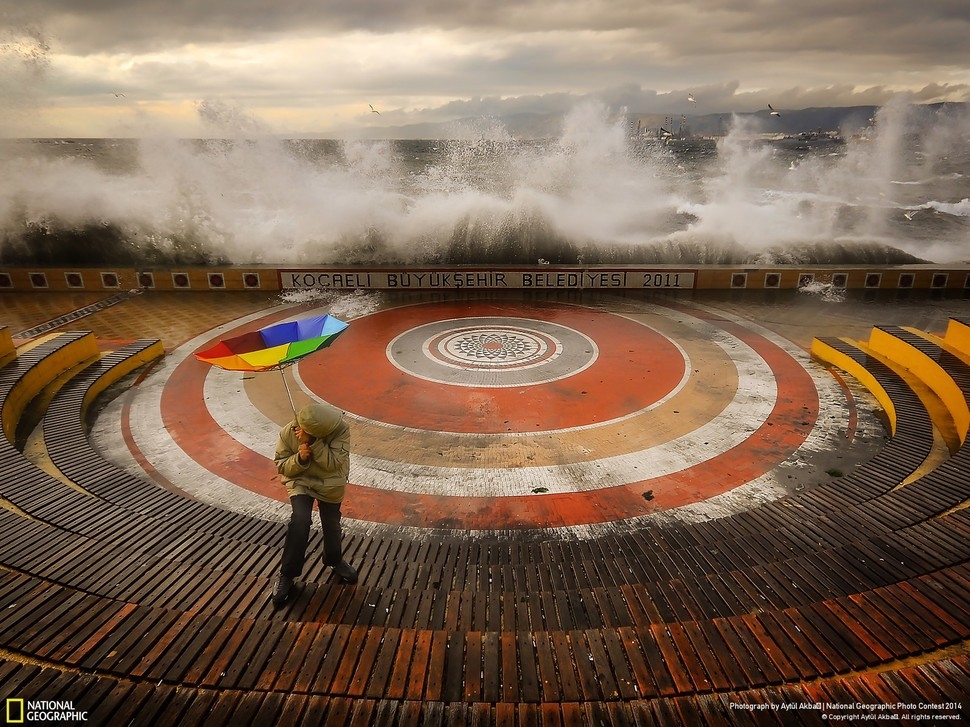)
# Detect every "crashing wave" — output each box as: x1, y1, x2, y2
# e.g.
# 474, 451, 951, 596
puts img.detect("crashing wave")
0, 218, 927, 267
